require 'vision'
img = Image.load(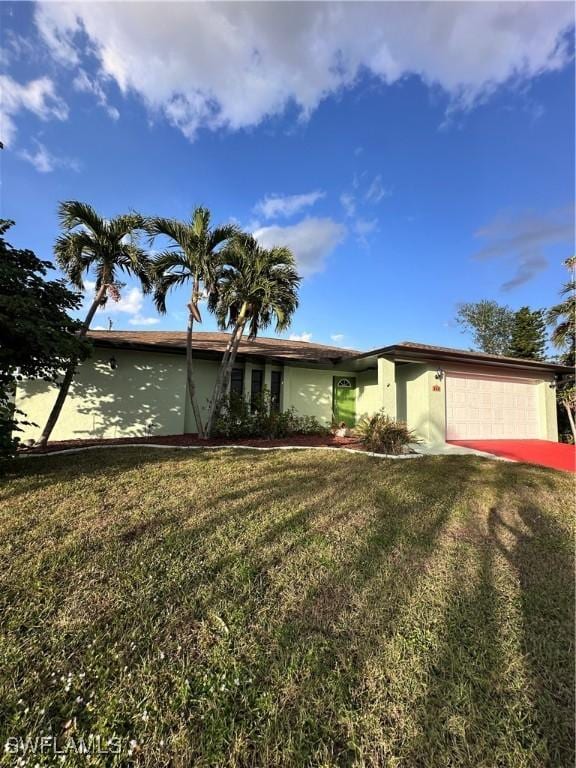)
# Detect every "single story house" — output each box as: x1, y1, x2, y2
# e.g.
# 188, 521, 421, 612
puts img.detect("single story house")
15, 330, 568, 444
